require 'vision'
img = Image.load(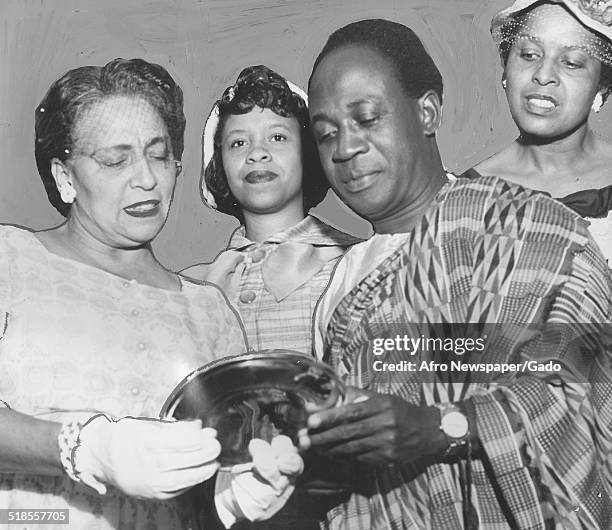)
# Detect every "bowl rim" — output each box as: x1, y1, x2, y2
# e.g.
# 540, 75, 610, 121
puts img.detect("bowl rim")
159, 348, 343, 420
